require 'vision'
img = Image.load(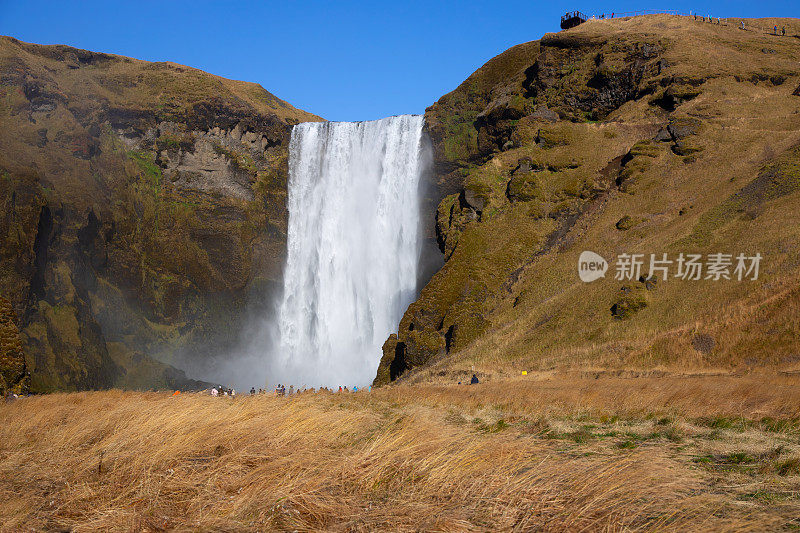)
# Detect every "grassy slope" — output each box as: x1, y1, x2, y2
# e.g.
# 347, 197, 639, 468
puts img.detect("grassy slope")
0, 35, 318, 127
379, 15, 800, 384
0, 34, 319, 244
0, 36, 321, 391
1, 376, 798, 530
